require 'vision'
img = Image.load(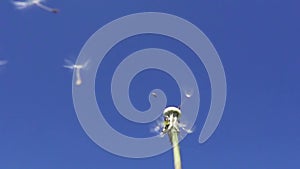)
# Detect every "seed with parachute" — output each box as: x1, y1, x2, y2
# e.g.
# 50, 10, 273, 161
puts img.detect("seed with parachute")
12, 0, 59, 13
63, 59, 89, 86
